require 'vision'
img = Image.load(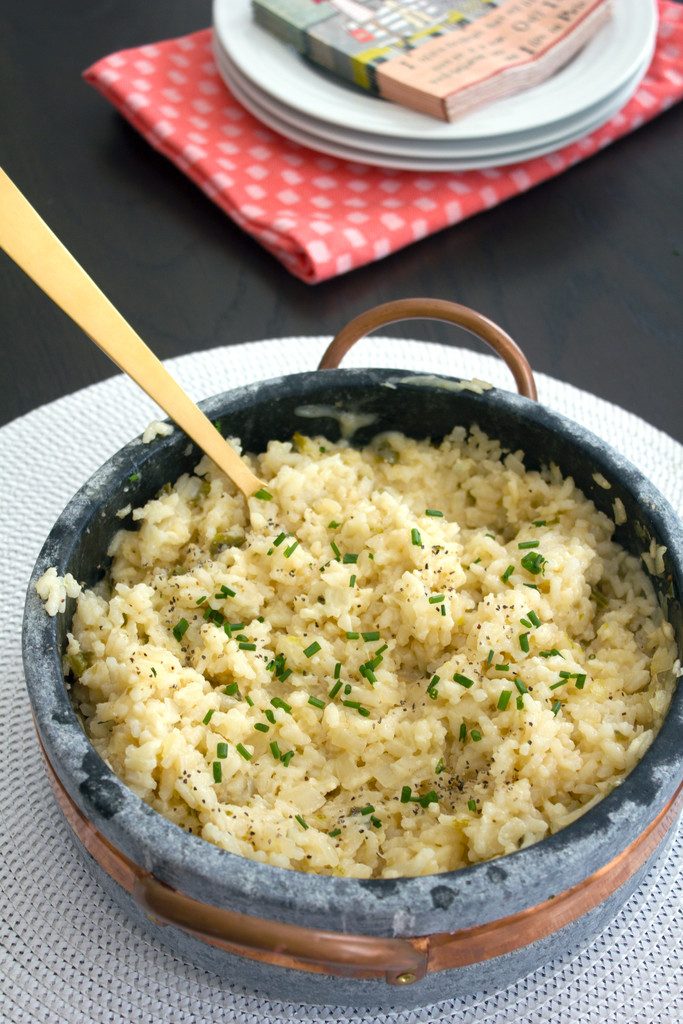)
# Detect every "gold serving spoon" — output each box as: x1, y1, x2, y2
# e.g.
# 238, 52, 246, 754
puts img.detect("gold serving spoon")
0, 168, 265, 498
